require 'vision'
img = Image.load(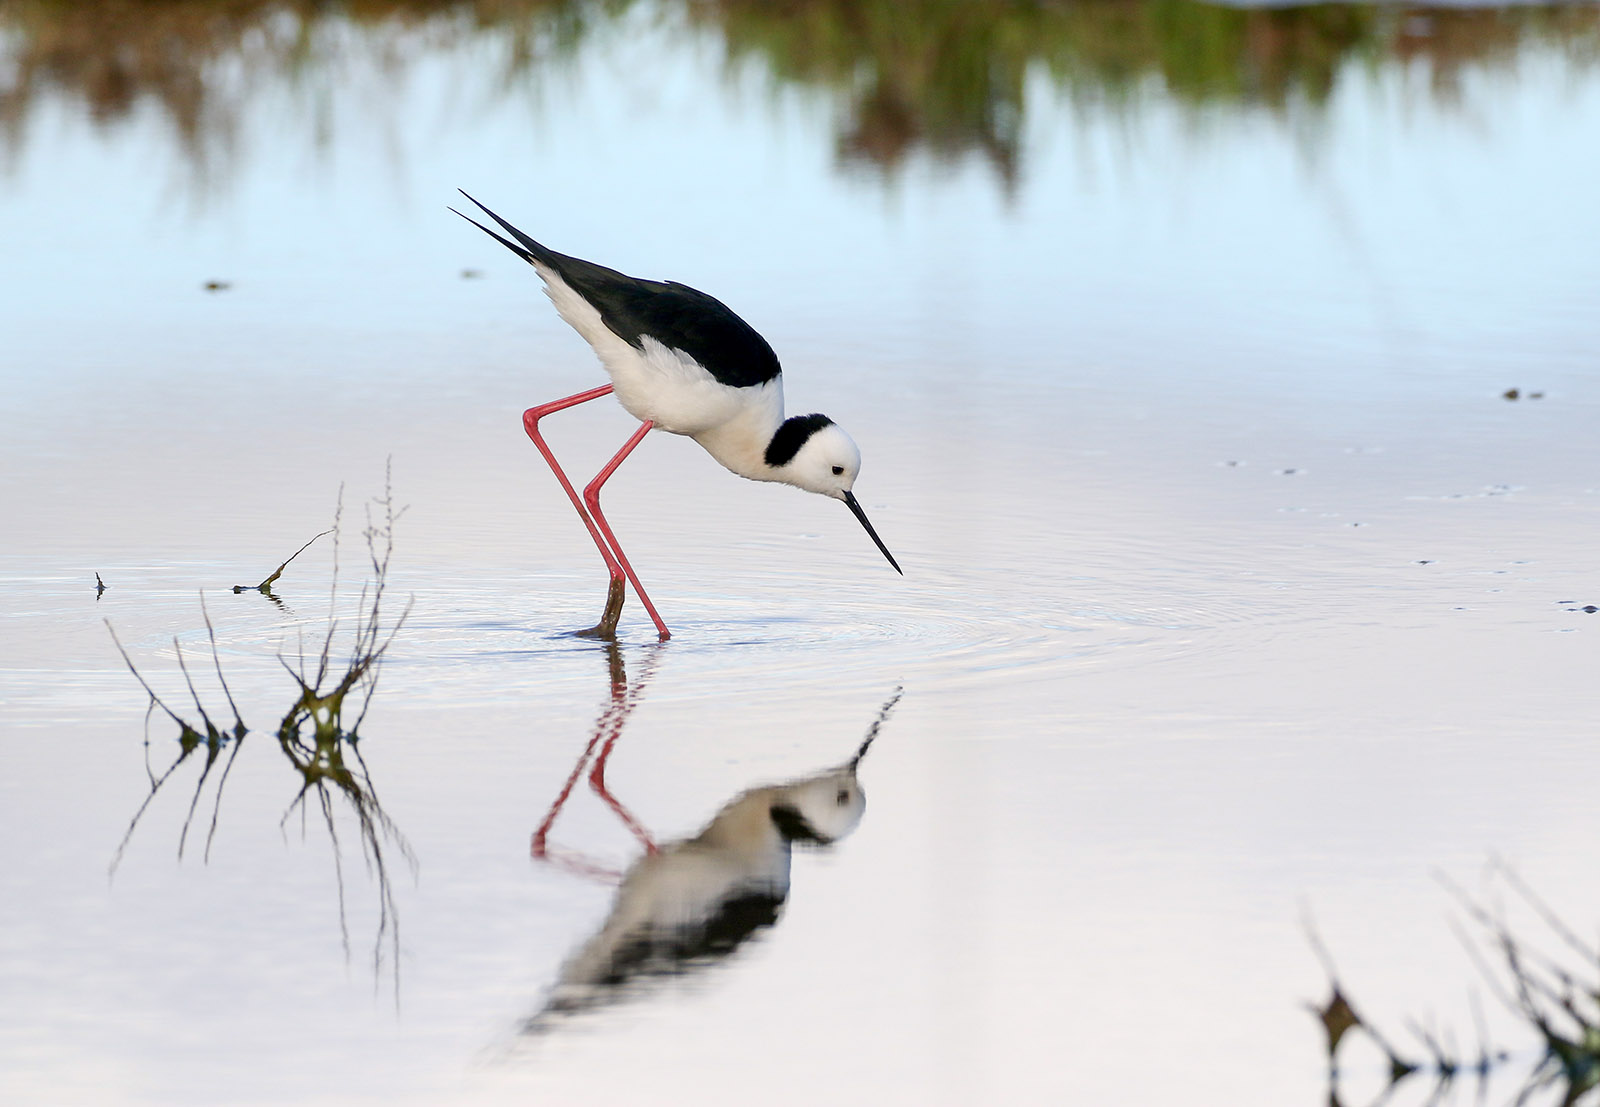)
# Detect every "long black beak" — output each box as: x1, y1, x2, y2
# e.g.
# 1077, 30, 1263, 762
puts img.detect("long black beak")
843, 491, 902, 575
